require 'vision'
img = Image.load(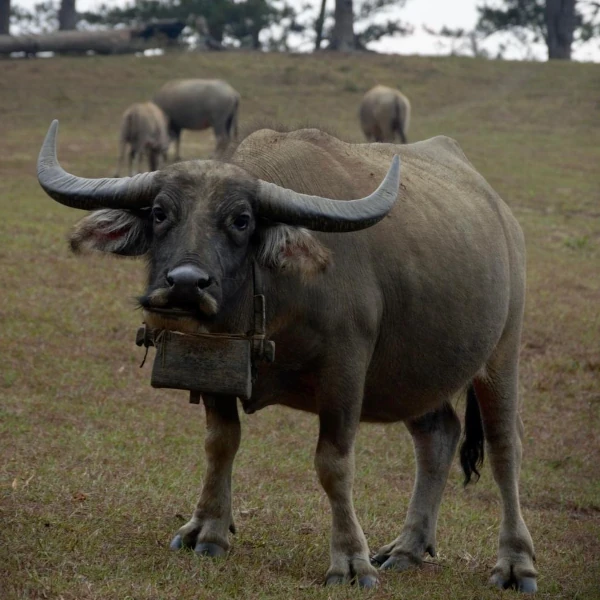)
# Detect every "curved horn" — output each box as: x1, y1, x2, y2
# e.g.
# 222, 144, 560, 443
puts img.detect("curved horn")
37, 120, 158, 211
255, 155, 400, 232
